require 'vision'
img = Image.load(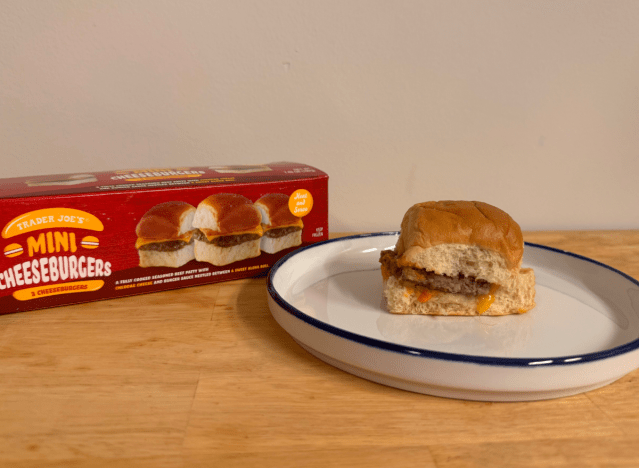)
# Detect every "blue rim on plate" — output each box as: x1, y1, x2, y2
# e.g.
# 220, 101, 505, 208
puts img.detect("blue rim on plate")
267, 232, 639, 368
